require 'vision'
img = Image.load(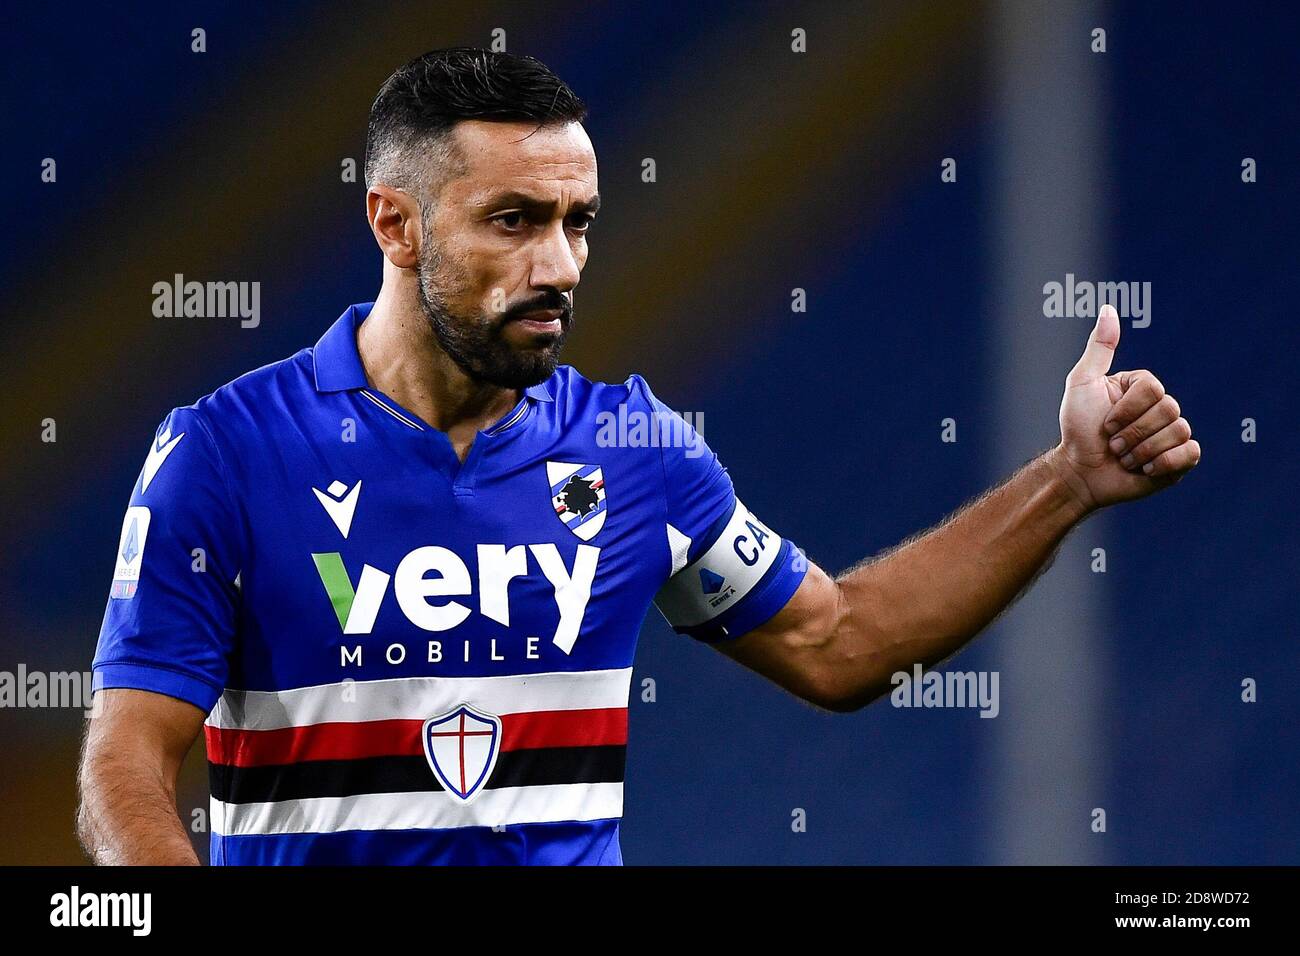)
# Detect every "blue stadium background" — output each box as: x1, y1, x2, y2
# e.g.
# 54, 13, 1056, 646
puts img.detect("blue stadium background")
1, 0, 1295, 863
